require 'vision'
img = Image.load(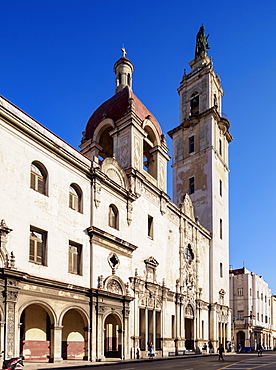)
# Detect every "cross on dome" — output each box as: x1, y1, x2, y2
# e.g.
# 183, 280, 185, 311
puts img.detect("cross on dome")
121, 46, 127, 58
